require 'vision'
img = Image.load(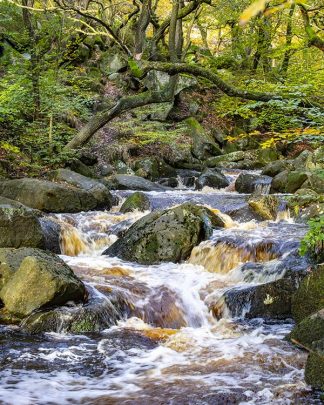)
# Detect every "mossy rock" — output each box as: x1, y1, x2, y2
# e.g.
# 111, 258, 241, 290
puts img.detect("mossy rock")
68, 159, 97, 179
207, 148, 278, 169
133, 157, 176, 181
186, 117, 222, 161
292, 264, 324, 323
286, 171, 309, 193
271, 170, 289, 193
120, 192, 151, 213
103, 203, 226, 264
301, 171, 324, 194
248, 195, 280, 220
305, 351, 324, 391
290, 309, 324, 348
50, 169, 113, 209
262, 160, 293, 177
195, 168, 229, 190
0, 248, 86, 318
0, 178, 99, 213
286, 189, 324, 220
214, 276, 301, 320
22, 286, 123, 334
235, 173, 272, 194
0, 207, 44, 250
